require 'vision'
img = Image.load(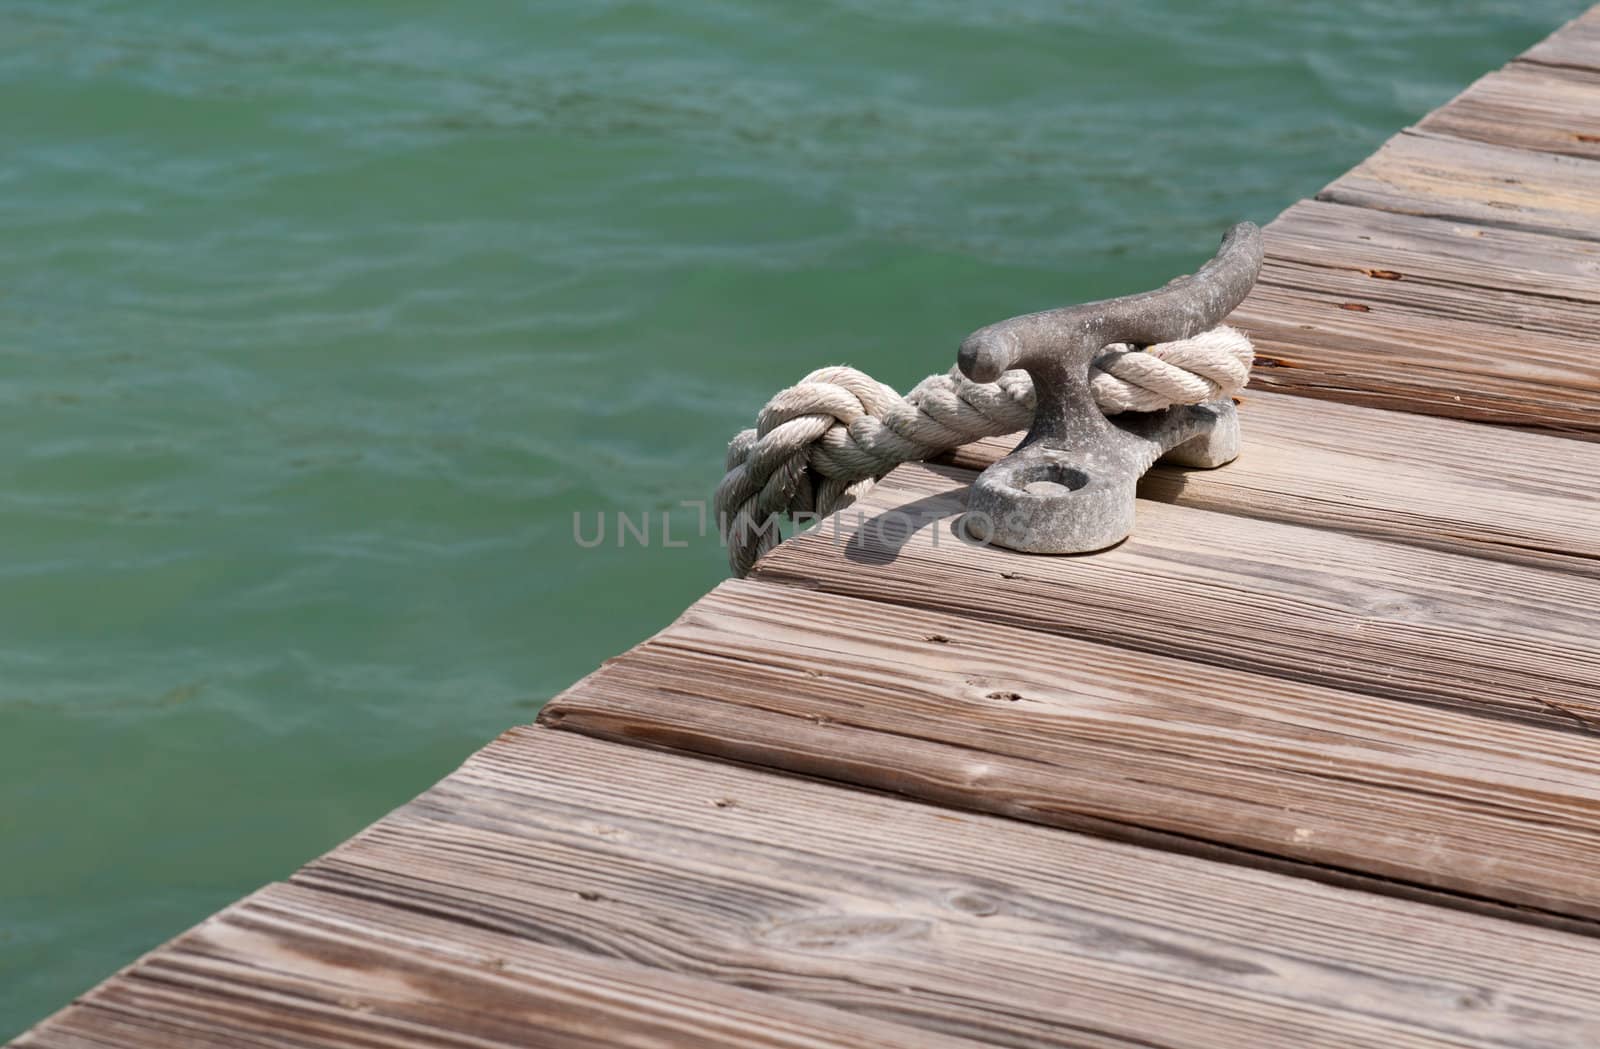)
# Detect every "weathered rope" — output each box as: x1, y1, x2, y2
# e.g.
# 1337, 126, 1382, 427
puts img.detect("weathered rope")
715, 325, 1253, 576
